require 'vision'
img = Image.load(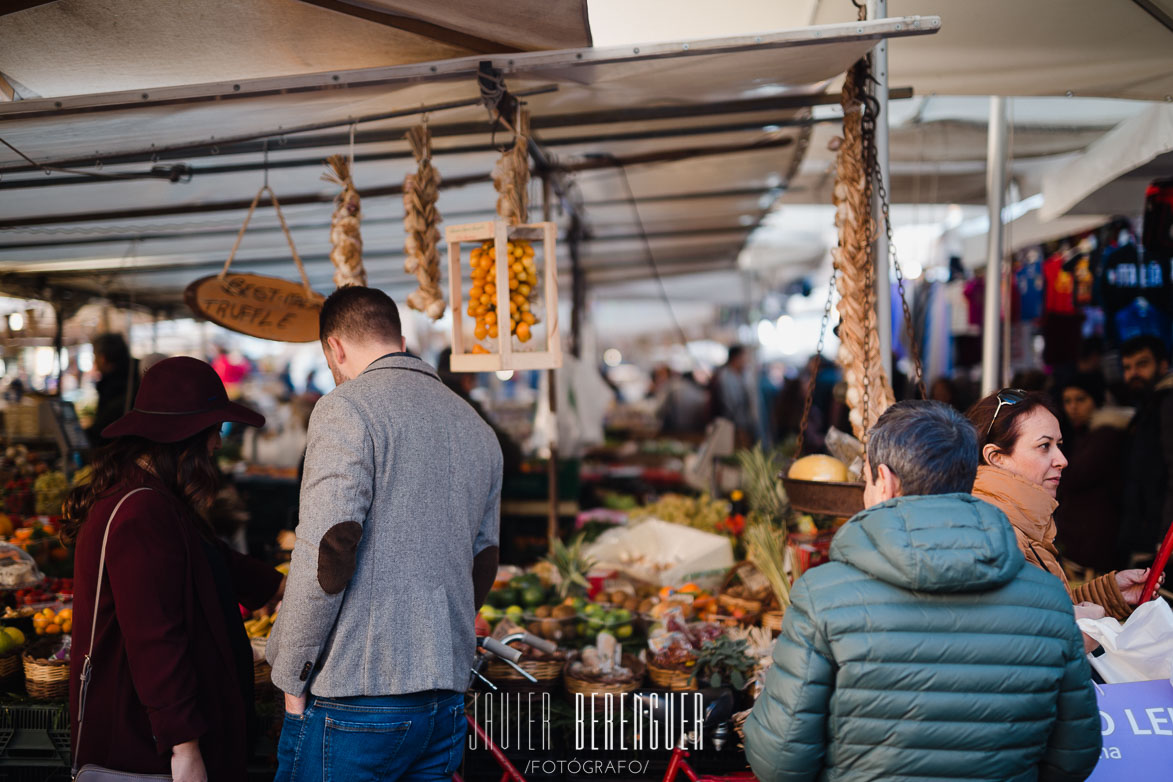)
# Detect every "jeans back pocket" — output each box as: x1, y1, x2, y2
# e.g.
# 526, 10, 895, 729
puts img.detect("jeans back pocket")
323, 715, 412, 782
